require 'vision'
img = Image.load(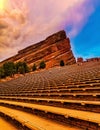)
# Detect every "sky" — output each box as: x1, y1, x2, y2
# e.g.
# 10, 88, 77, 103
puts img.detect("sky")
0, 0, 100, 62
